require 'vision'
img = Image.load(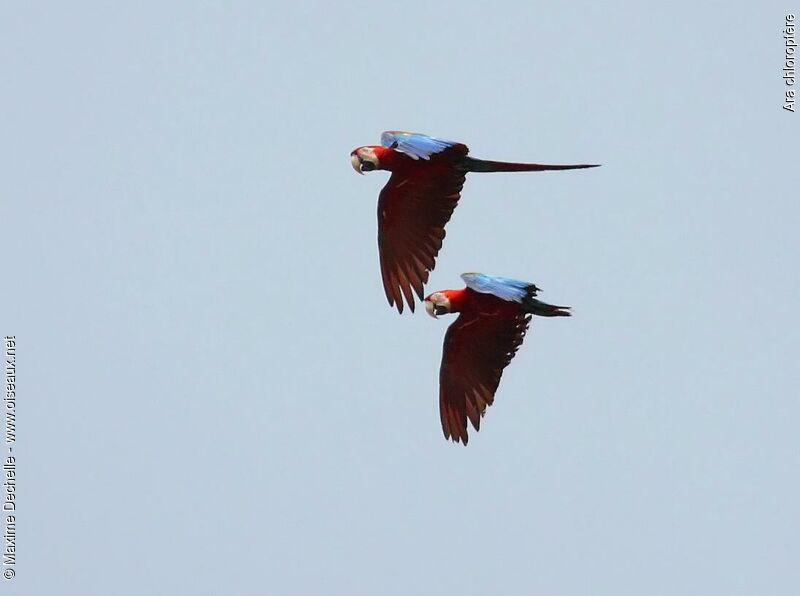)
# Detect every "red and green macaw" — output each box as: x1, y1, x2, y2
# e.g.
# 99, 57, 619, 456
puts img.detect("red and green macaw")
351, 131, 598, 313
424, 273, 570, 445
